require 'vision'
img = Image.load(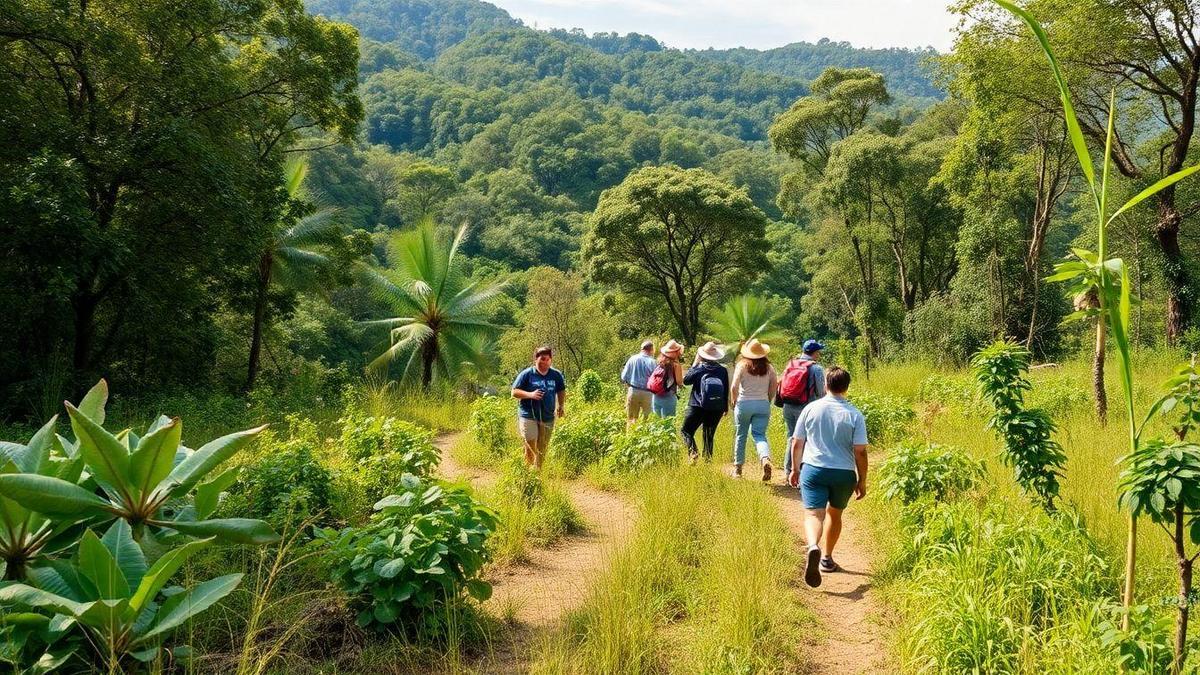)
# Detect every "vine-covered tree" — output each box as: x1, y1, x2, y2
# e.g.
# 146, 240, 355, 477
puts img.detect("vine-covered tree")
583, 165, 770, 345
